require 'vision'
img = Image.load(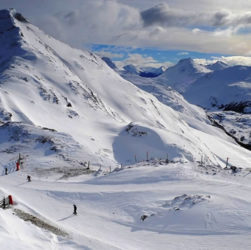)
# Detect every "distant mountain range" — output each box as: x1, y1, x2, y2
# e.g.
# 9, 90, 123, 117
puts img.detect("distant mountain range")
103, 56, 251, 148
102, 57, 165, 78
103, 56, 250, 111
